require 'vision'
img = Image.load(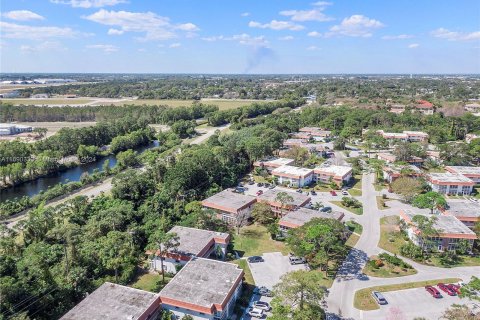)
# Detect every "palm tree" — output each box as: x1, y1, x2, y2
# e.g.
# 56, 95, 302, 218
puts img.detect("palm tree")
148, 231, 180, 283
